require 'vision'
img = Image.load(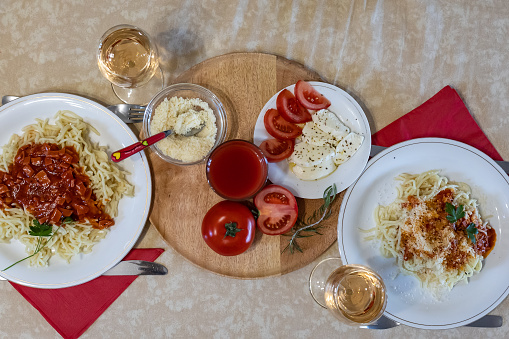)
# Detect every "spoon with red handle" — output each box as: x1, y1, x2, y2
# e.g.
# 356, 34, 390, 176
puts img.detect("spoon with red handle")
111, 125, 205, 162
